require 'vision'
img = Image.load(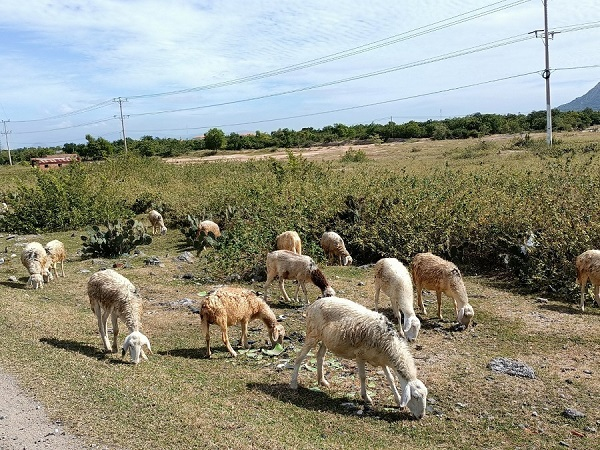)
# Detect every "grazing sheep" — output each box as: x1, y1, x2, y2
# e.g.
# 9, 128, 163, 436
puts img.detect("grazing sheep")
575, 249, 600, 311
411, 252, 474, 327
374, 258, 421, 342
200, 286, 285, 357
20, 242, 52, 289
264, 250, 335, 304
148, 209, 167, 235
276, 230, 302, 254
44, 239, 66, 278
87, 269, 152, 364
320, 231, 352, 266
290, 296, 428, 419
0, 202, 7, 213
196, 220, 221, 239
